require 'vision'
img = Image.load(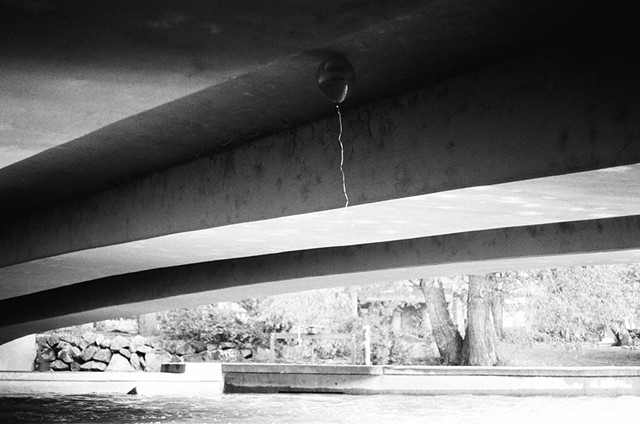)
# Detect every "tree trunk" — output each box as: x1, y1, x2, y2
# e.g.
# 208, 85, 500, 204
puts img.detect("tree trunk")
463, 275, 499, 366
418, 278, 463, 365
489, 285, 504, 340
613, 326, 632, 346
